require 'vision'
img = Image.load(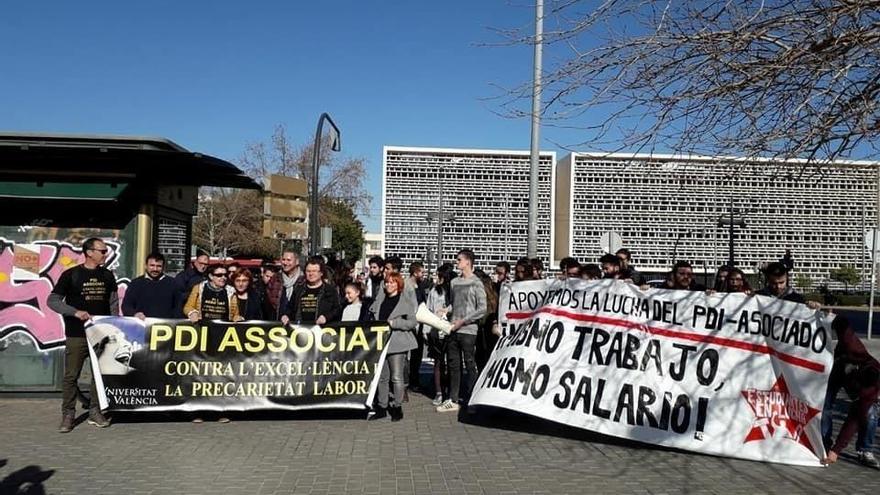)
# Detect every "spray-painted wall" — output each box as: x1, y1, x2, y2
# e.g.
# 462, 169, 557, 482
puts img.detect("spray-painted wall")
0, 222, 136, 391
